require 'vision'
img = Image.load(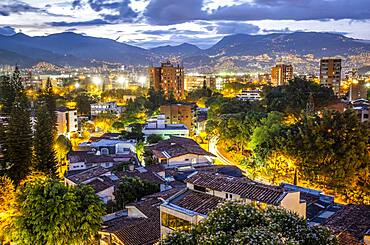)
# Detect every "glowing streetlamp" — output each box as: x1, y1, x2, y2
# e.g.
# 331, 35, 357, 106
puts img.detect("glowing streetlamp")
75, 82, 80, 89
117, 76, 128, 88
